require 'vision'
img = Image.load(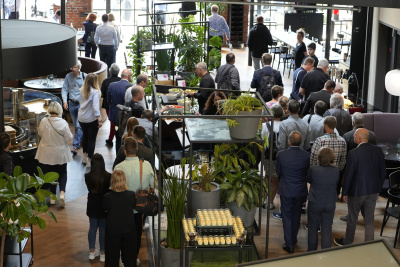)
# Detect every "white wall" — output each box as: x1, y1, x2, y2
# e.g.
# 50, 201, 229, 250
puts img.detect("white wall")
379, 8, 400, 30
